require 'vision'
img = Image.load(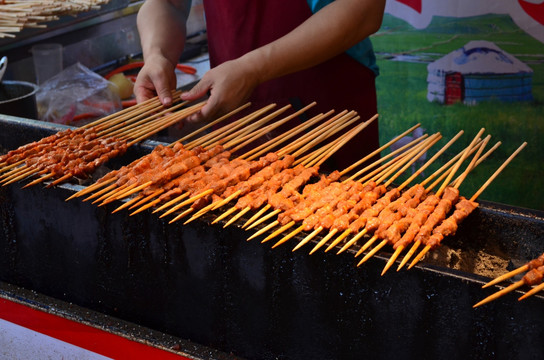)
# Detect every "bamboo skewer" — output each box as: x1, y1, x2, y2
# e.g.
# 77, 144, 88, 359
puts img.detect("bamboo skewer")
99, 182, 153, 206
295, 132, 430, 255
519, 282, 544, 301
298, 114, 373, 168
471, 142, 527, 201
473, 281, 525, 308
155, 108, 343, 222
247, 220, 283, 241
186, 104, 276, 149
83, 183, 118, 202
0, 0, 111, 37
211, 207, 238, 225
156, 193, 190, 217
409, 141, 526, 270
474, 250, 543, 307
242, 120, 386, 231
324, 134, 440, 255
223, 207, 251, 228
345, 135, 428, 185
394, 129, 486, 270
273, 132, 439, 252
403, 136, 491, 268
66, 102, 266, 206
86, 92, 181, 130
91, 183, 132, 204
308, 229, 338, 255
128, 191, 165, 215
0, 163, 31, 180
250, 124, 384, 244
245, 208, 280, 232
112, 194, 146, 214
126, 104, 206, 146
246, 110, 338, 161
98, 100, 189, 138
242, 206, 272, 229
289, 113, 361, 163
0, 160, 25, 174
2, 96, 206, 190
340, 124, 420, 176
293, 227, 325, 252
21, 172, 55, 188
204, 113, 377, 229
270, 223, 300, 247
482, 265, 529, 289
380, 139, 495, 274
172, 102, 252, 145
46, 173, 72, 188
333, 134, 444, 257
169, 208, 195, 224
185, 202, 220, 224
200, 104, 286, 150
312, 115, 378, 168
219, 105, 294, 151
1, 167, 38, 185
